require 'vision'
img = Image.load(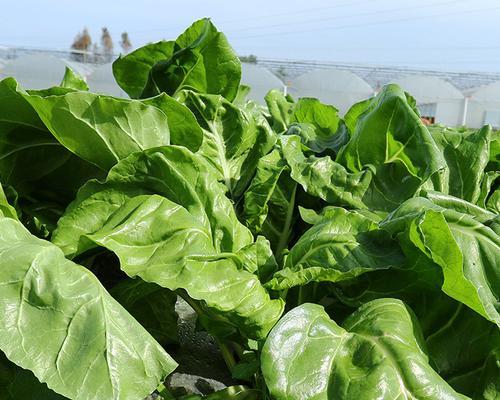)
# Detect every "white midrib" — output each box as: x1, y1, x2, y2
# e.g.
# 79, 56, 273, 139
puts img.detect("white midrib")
208, 117, 233, 196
